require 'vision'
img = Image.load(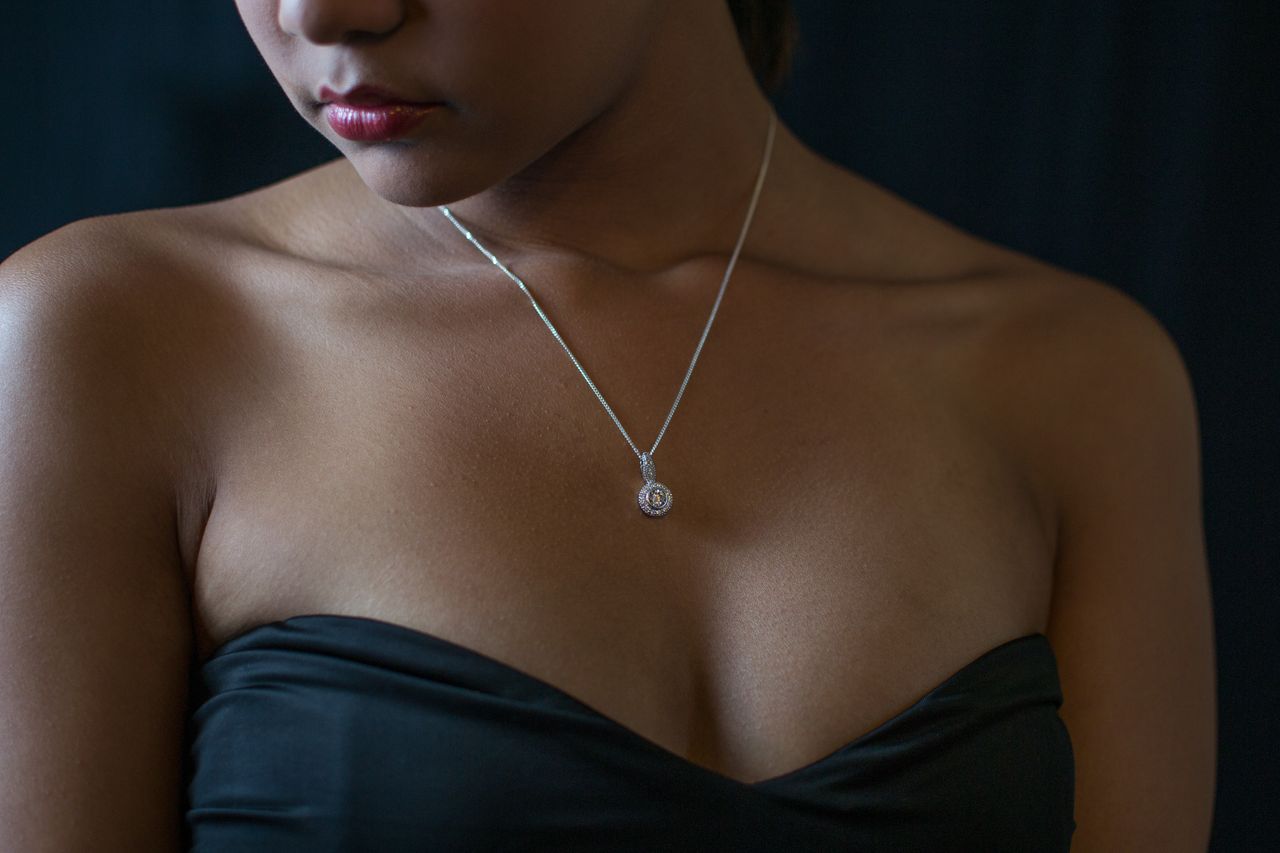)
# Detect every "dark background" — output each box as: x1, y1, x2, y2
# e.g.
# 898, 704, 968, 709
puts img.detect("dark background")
3, 2, 1276, 849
